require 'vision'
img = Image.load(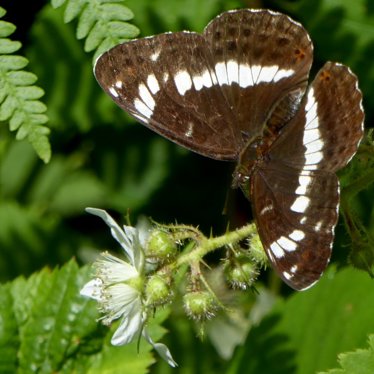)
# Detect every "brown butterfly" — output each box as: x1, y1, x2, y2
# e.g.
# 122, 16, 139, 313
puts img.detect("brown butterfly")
94, 9, 364, 290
